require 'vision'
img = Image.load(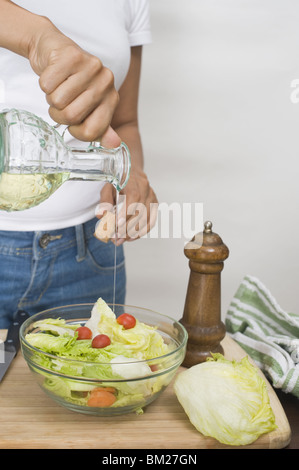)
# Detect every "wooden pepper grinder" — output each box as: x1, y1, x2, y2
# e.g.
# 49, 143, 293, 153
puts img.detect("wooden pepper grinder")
180, 221, 229, 367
